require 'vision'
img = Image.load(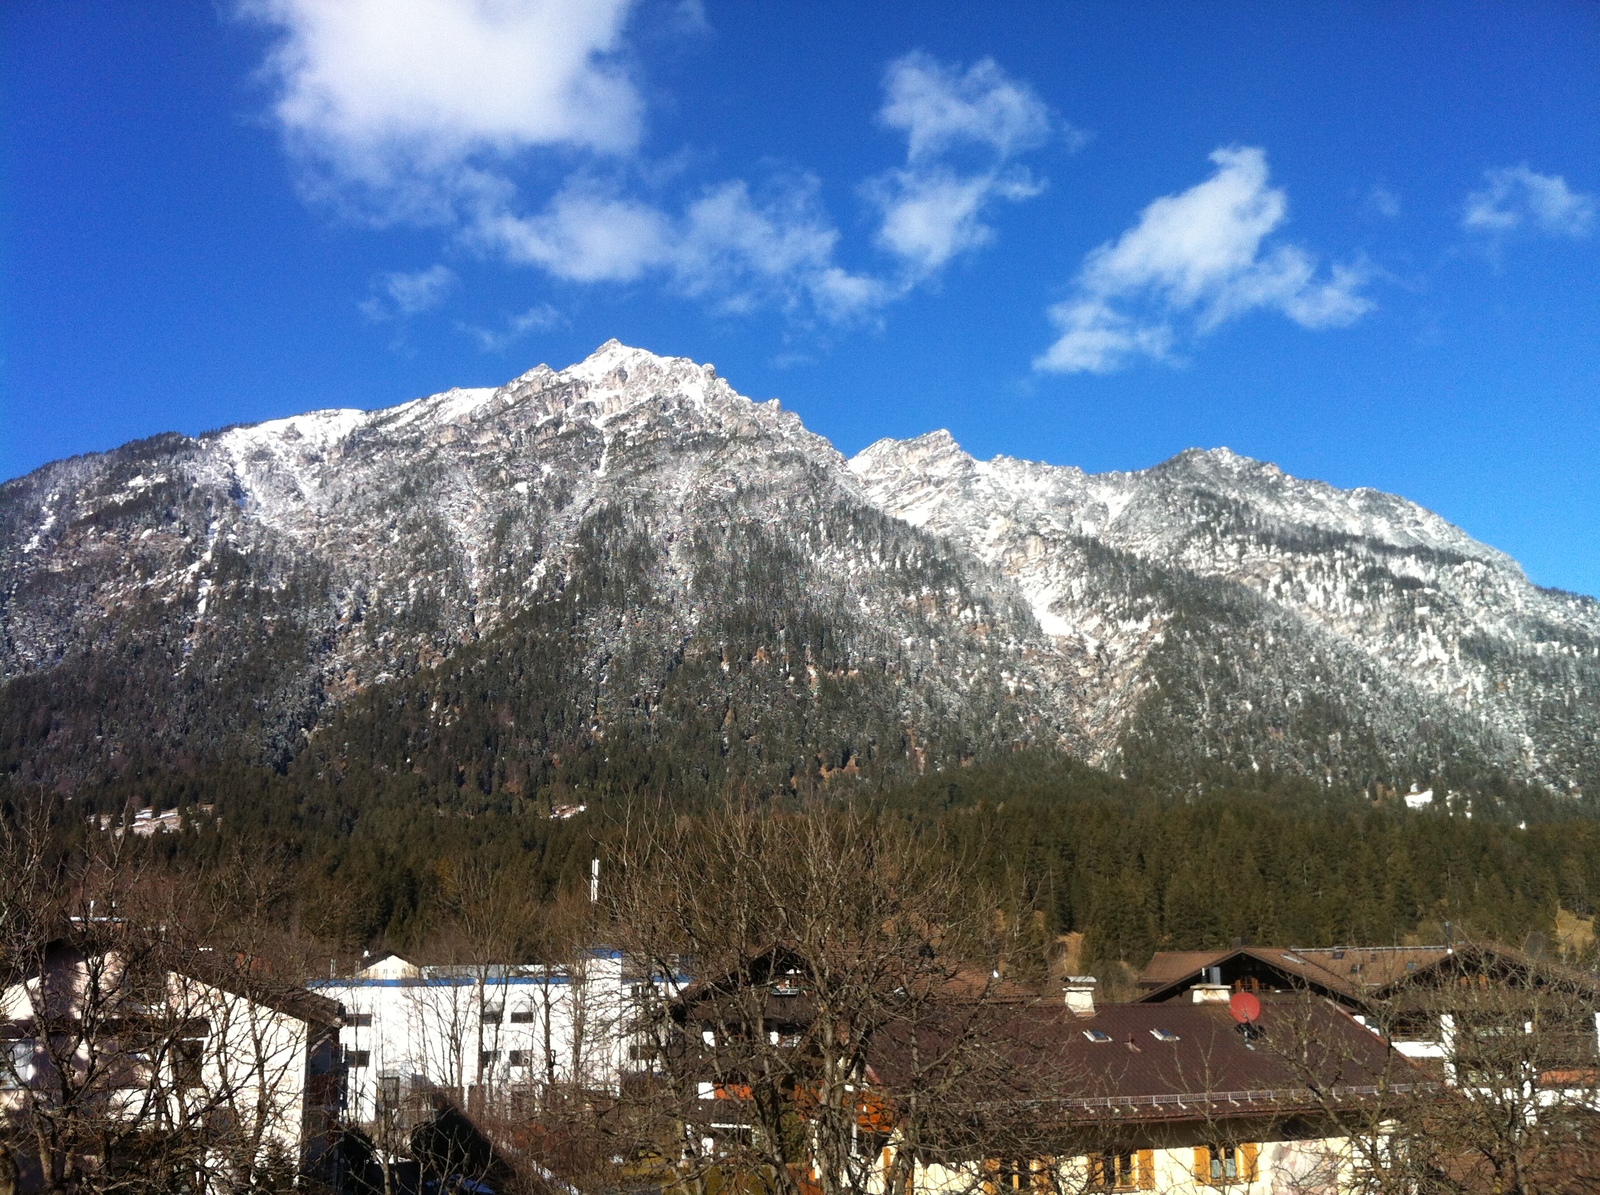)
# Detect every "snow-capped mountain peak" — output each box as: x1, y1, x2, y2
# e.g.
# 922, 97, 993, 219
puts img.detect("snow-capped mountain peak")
3, 343, 1596, 799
